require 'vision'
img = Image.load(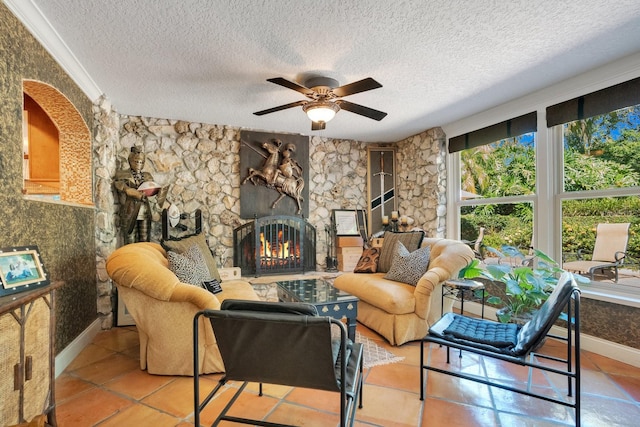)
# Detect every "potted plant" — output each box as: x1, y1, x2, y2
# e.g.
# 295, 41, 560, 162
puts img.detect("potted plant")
461, 245, 588, 324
